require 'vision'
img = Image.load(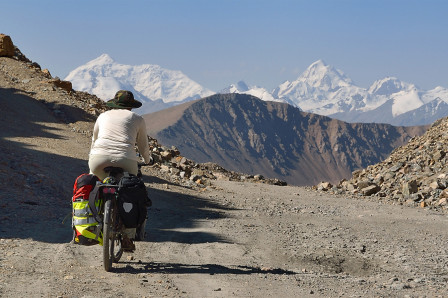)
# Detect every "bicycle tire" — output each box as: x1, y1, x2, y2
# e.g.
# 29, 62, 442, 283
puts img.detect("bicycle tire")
103, 200, 114, 271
